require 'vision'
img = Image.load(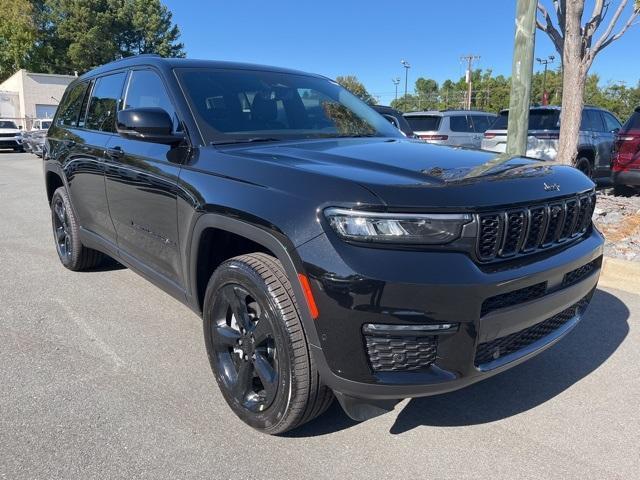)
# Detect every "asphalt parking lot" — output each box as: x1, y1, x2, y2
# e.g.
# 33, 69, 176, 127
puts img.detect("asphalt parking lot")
1, 151, 639, 479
